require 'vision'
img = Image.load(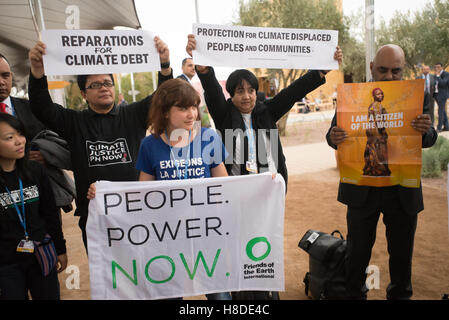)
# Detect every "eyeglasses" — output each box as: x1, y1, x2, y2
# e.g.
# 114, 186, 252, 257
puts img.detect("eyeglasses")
85, 80, 114, 90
